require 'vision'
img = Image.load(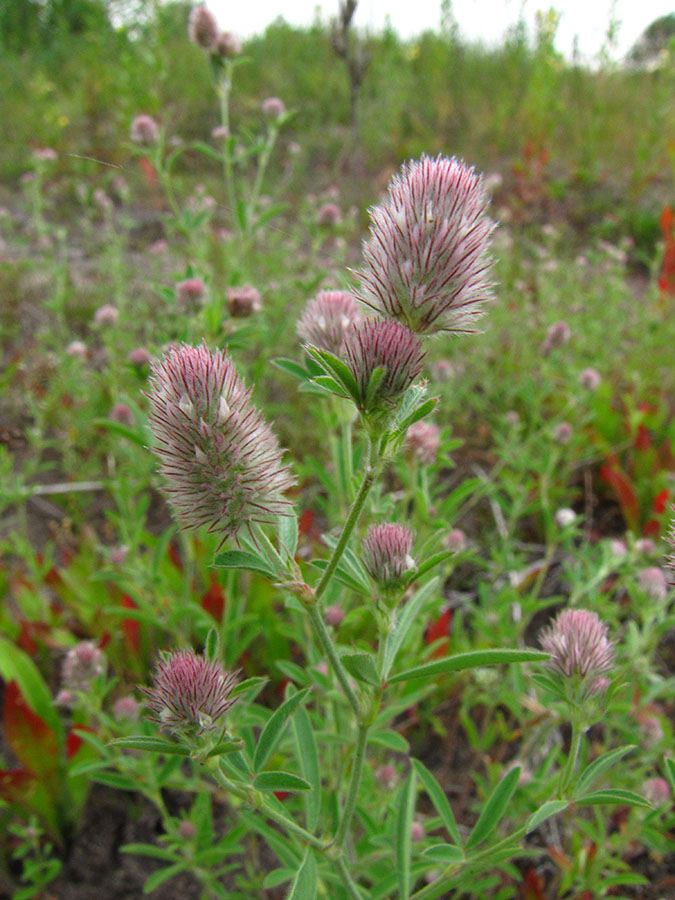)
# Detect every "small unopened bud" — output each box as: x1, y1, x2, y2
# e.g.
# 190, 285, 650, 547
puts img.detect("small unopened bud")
130, 115, 159, 146
211, 125, 230, 140
406, 421, 440, 465
544, 320, 571, 350
444, 528, 467, 552
215, 31, 241, 56
226, 284, 262, 318
317, 203, 341, 226
552, 422, 572, 445
188, 5, 219, 50
113, 696, 139, 721
178, 820, 197, 839
176, 277, 207, 307
637, 567, 667, 602
639, 715, 664, 746
297, 290, 360, 356
94, 304, 119, 327
634, 538, 656, 555
55, 689, 75, 708
579, 367, 601, 391
609, 538, 627, 558
362, 523, 415, 592
62, 641, 106, 692
411, 821, 425, 841
109, 545, 129, 566
110, 404, 134, 426
642, 777, 671, 807
262, 97, 286, 118
375, 765, 398, 790
324, 605, 344, 627
127, 347, 152, 367
66, 340, 87, 359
